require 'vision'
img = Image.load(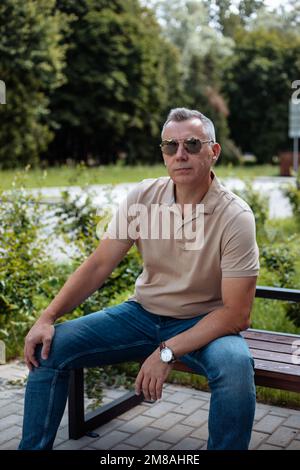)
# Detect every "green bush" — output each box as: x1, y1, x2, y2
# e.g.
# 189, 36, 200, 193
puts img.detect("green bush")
0, 182, 142, 359
234, 182, 269, 244
0, 186, 62, 357
259, 245, 296, 287
284, 176, 300, 228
